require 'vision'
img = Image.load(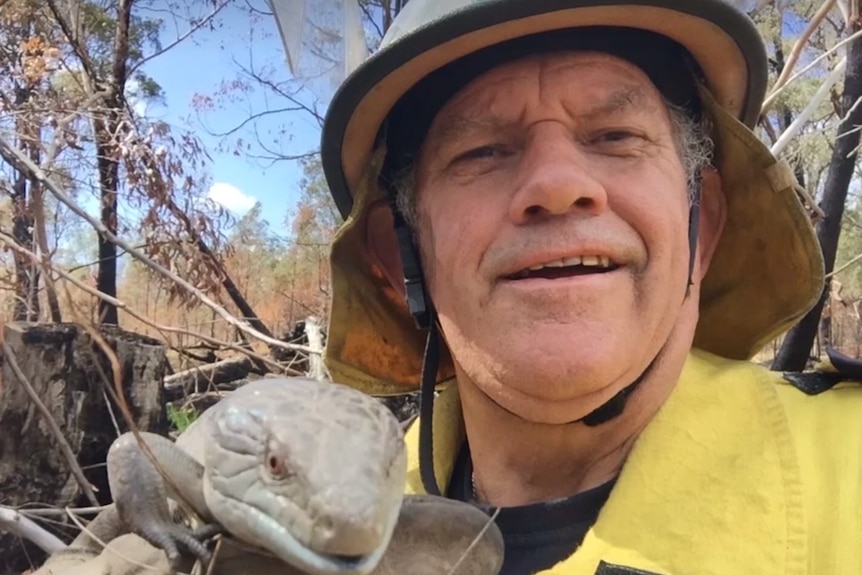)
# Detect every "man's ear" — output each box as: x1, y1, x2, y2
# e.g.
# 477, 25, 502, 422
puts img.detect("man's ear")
695, 167, 727, 276
365, 200, 408, 300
